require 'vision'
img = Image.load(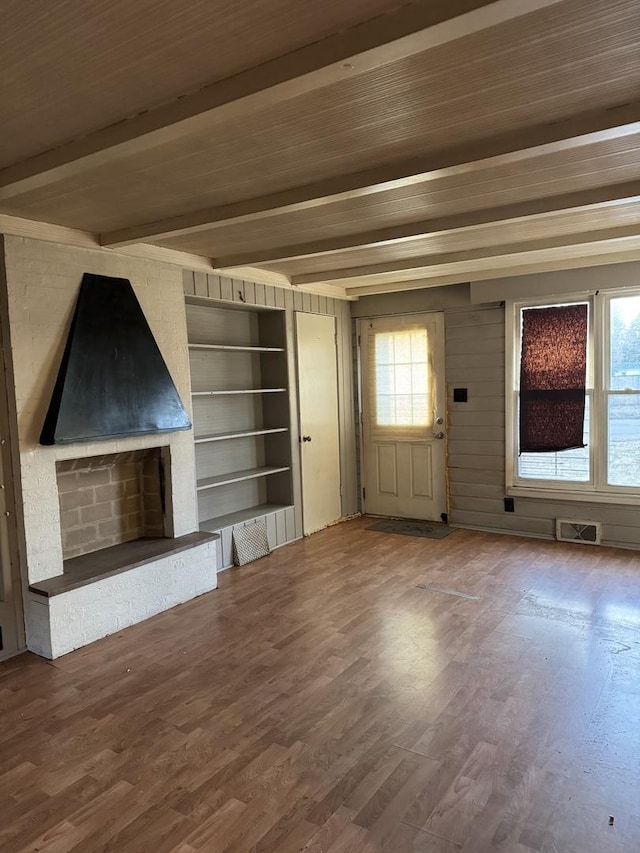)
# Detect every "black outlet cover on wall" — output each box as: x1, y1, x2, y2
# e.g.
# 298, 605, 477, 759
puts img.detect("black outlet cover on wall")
504, 497, 515, 512
453, 388, 468, 402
